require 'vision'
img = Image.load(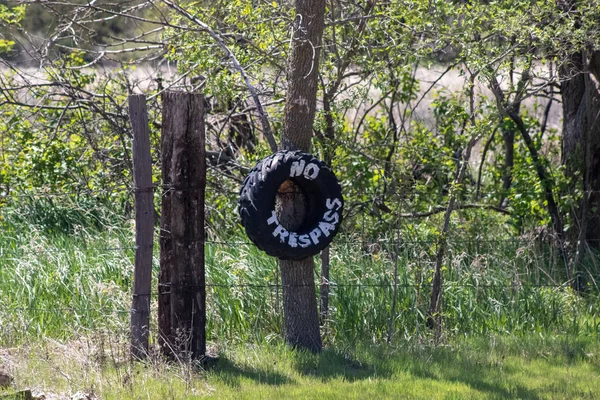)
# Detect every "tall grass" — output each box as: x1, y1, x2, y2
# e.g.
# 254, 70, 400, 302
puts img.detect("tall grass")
0, 202, 134, 344
1, 200, 599, 348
